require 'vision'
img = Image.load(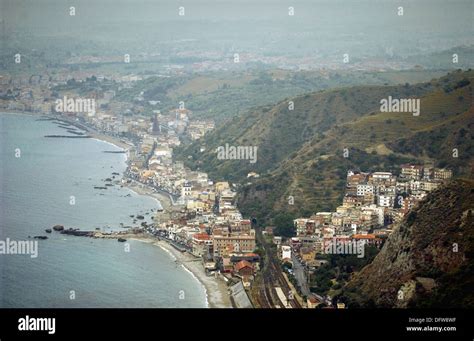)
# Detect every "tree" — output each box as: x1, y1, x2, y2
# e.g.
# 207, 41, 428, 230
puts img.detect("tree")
273, 212, 296, 237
